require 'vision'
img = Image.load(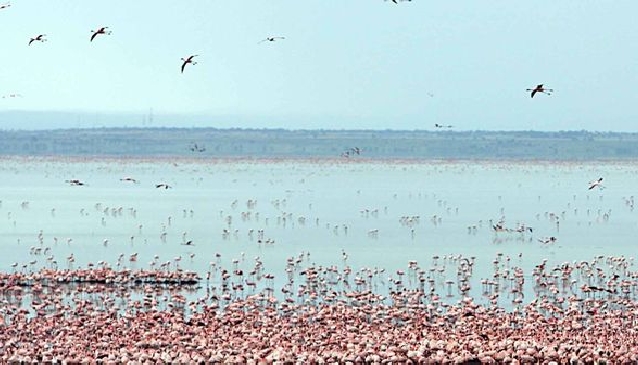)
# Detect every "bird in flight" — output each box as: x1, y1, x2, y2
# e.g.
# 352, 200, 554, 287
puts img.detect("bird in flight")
181, 55, 198, 73
120, 177, 138, 184
156, 183, 171, 189
29, 34, 46, 46
527, 84, 553, 98
2, 93, 22, 99
386, 0, 412, 3
538, 236, 557, 244
90, 27, 111, 42
0, 2, 10, 10
66, 179, 86, 186
259, 36, 285, 44
588, 177, 604, 190
435, 123, 453, 129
